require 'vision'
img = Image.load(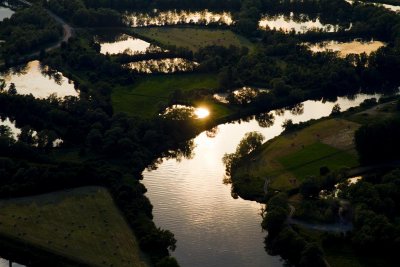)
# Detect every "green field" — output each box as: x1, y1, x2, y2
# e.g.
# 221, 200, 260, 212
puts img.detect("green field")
112, 73, 233, 118
0, 187, 149, 267
278, 142, 357, 181
232, 118, 361, 197
132, 27, 255, 52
